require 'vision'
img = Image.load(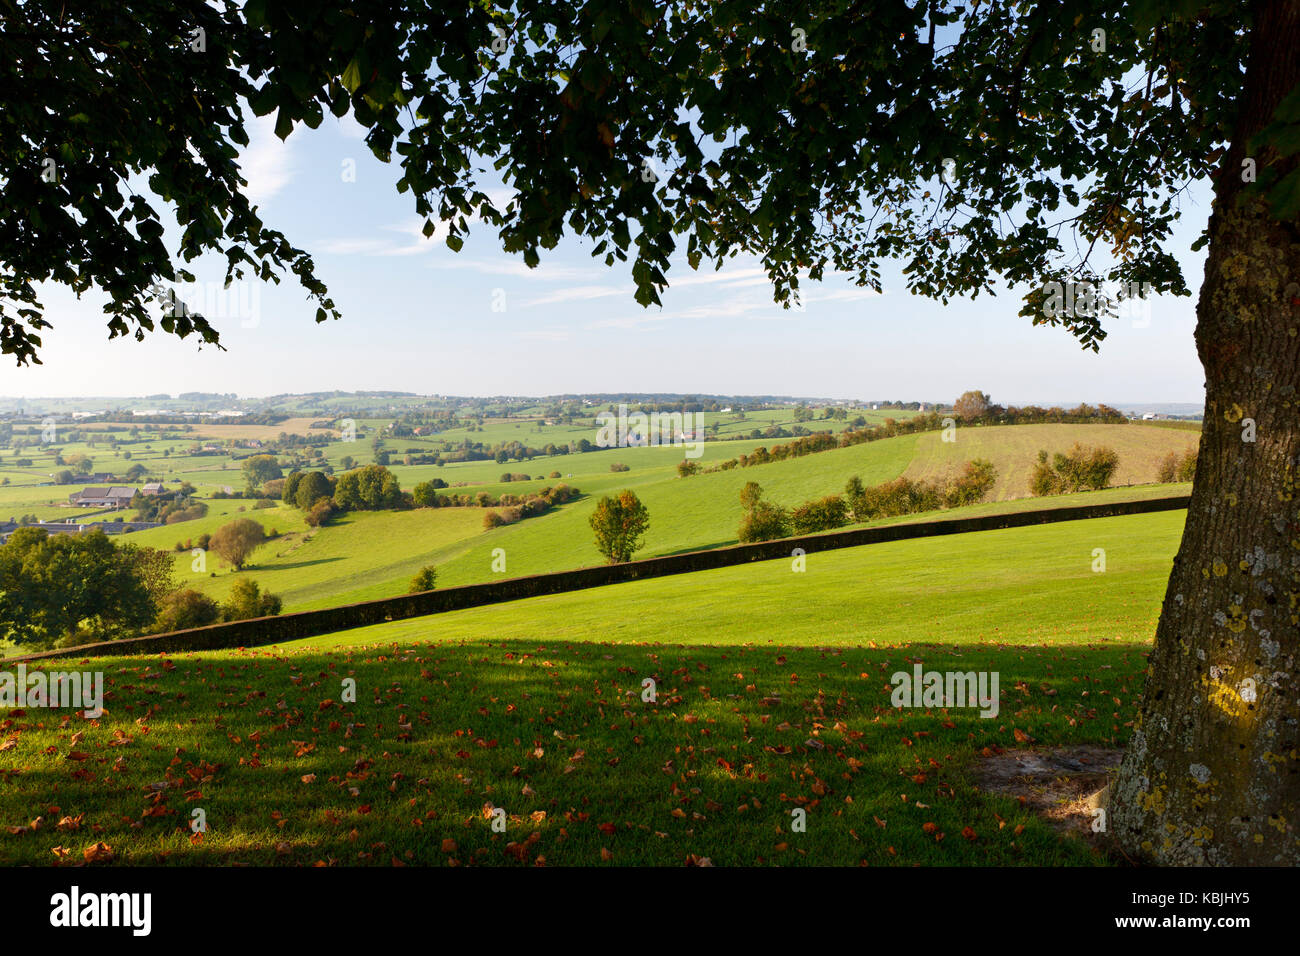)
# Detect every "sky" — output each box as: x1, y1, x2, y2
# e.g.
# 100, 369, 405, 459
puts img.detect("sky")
2, 111, 1212, 407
